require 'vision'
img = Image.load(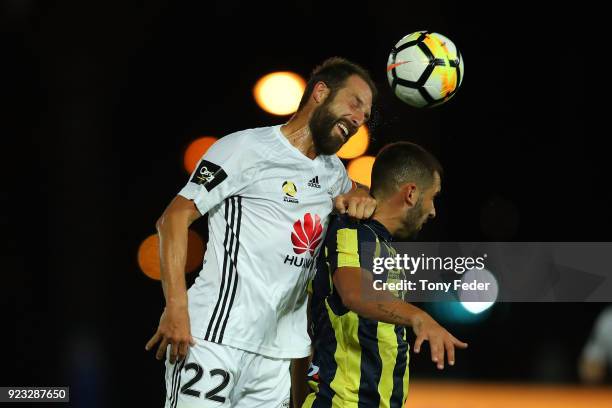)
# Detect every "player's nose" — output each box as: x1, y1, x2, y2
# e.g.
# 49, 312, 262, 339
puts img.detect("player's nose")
350, 110, 365, 127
